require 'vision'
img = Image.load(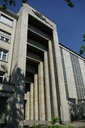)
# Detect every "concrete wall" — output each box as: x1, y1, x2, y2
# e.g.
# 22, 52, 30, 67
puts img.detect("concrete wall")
60, 44, 85, 101
79, 58, 85, 89
62, 49, 77, 99
0, 10, 17, 82
21, 4, 70, 124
